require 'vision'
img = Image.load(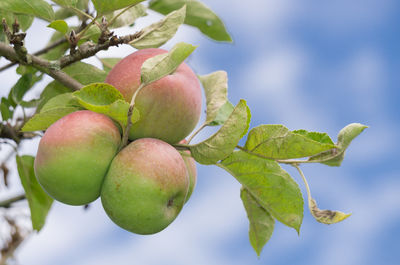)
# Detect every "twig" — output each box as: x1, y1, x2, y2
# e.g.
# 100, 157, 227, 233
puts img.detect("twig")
0, 194, 26, 208
0, 38, 67, 72
59, 30, 143, 68
0, 42, 83, 91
